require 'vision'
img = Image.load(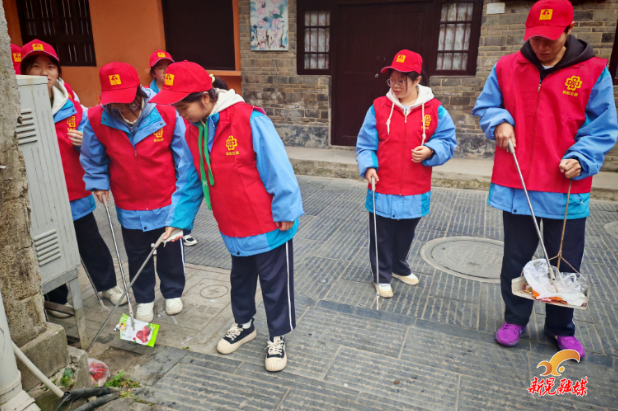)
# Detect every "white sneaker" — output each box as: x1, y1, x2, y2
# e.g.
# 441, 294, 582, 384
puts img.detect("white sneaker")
393, 272, 420, 286
136, 302, 155, 322
183, 235, 197, 246
373, 283, 393, 298
101, 286, 128, 306
165, 298, 183, 315
265, 336, 287, 372
47, 304, 73, 318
